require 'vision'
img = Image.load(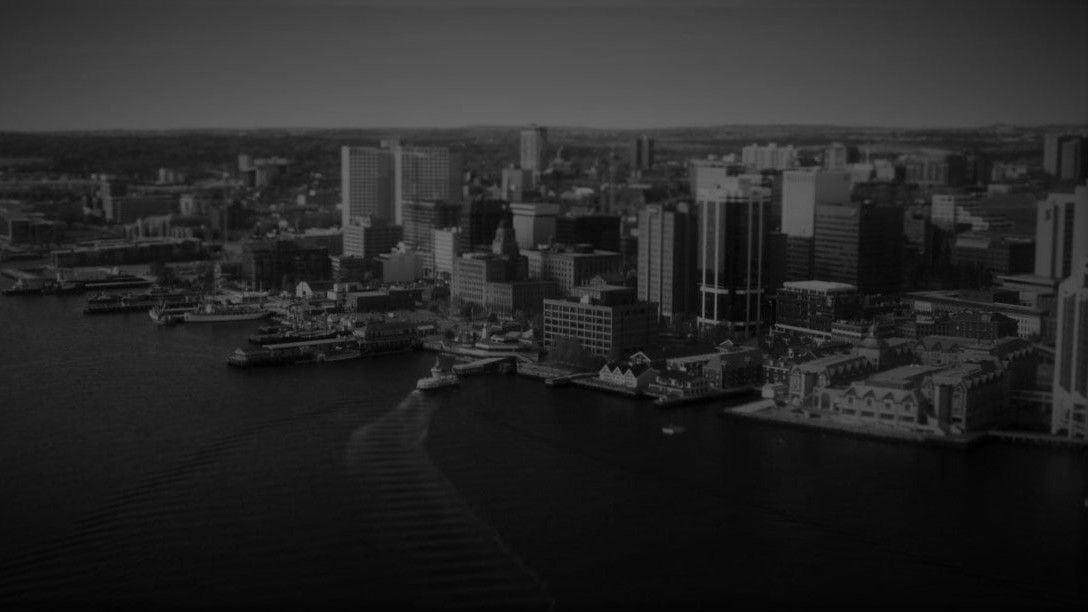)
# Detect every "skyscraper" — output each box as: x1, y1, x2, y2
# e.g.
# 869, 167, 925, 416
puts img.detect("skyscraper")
823, 142, 848, 170
1052, 256, 1088, 441
813, 201, 904, 295
1034, 183, 1088, 280
1044, 133, 1062, 176
695, 177, 770, 334
637, 202, 698, 324
520, 125, 547, 176
632, 135, 655, 172
1059, 137, 1087, 181
781, 169, 852, 238
341, 146, 394, 225
391, 143, 463, 225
